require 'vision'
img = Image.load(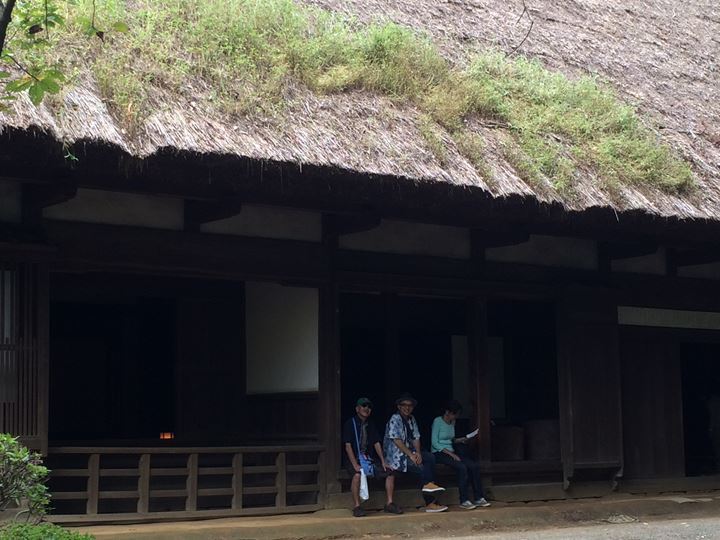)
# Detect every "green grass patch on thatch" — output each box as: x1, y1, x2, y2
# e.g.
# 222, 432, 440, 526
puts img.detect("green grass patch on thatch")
43, 0, 693, 195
